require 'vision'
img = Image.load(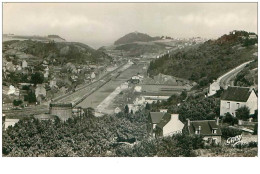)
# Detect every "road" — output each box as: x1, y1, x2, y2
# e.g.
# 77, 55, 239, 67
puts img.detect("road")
218, 60, 253, 89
